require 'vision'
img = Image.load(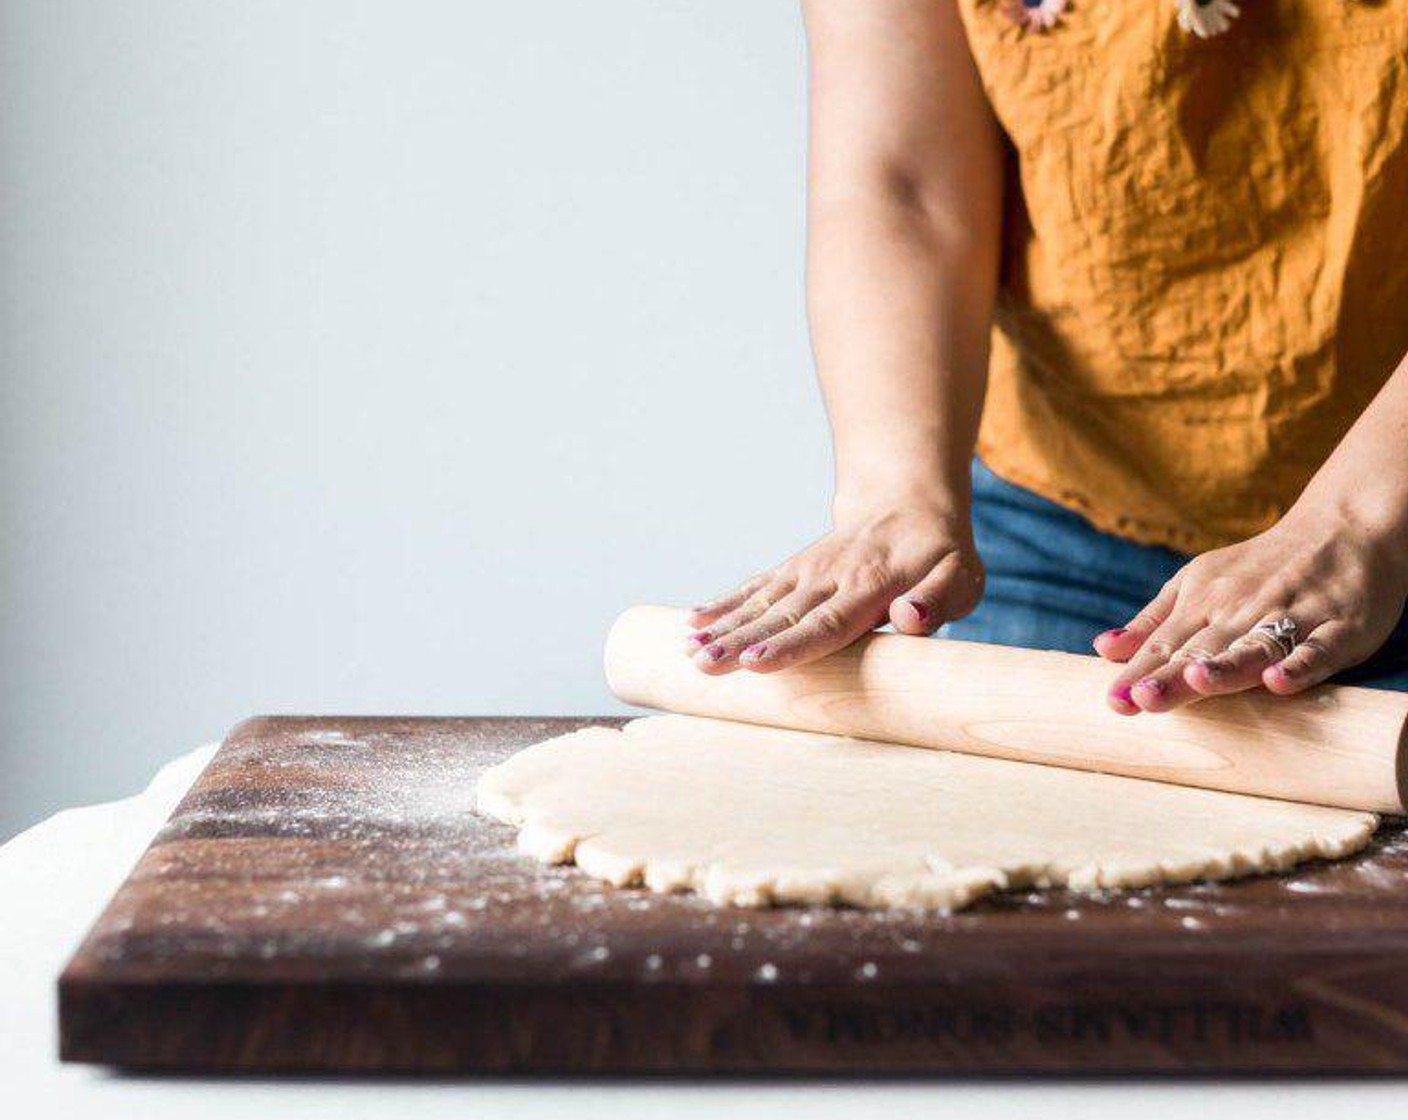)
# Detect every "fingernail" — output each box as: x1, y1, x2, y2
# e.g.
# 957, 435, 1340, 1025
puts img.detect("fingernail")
907, 599, 929, 622
1134, 676, 1165, 695
740, 643, 767, 663
1194, 657, 1221, 678
700, 643, 726, 662
1107, 627, 1128, 638
1109, 684, 1137, 713
688, 631, 711, 645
